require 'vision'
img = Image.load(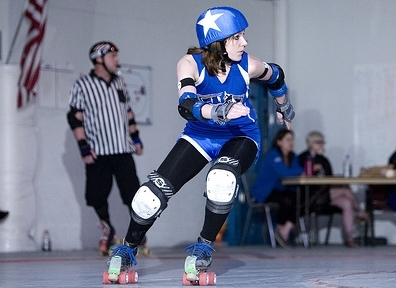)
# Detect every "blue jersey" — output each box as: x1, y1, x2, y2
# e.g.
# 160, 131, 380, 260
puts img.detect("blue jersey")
251, 148, 304, 203
180, 52, 261, 160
